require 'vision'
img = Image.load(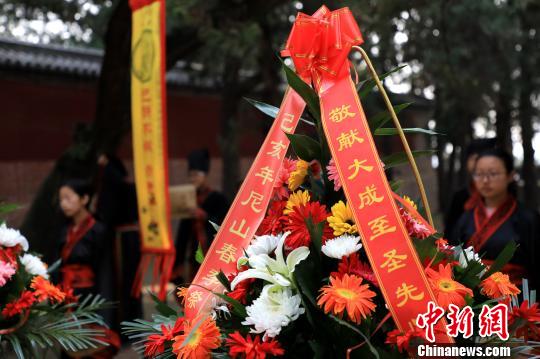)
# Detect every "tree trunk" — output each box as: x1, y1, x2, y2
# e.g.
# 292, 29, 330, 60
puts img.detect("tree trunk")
94, 0, 133, 154
219, 57, 242, 198
518, 10, 538, 211
495, 84, 513, 152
